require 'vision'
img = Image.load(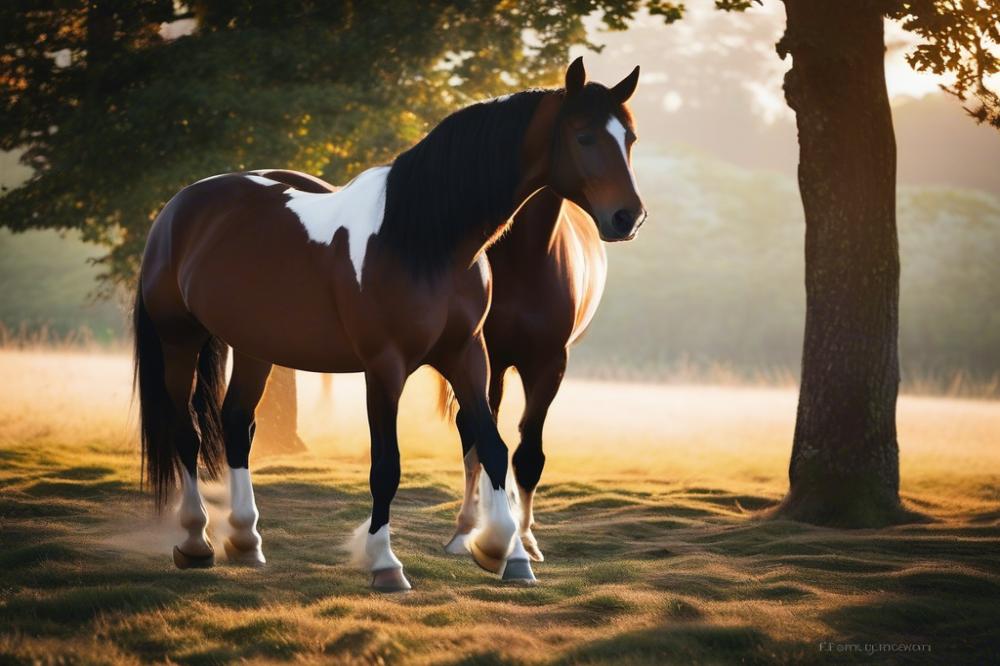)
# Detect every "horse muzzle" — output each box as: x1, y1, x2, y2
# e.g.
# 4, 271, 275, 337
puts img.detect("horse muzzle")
599, 207, 646, 242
